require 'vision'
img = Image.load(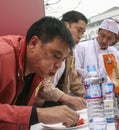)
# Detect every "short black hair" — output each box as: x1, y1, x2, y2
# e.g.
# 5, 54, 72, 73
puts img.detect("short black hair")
61, 10, 88, 24
26, 16, 74, 50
